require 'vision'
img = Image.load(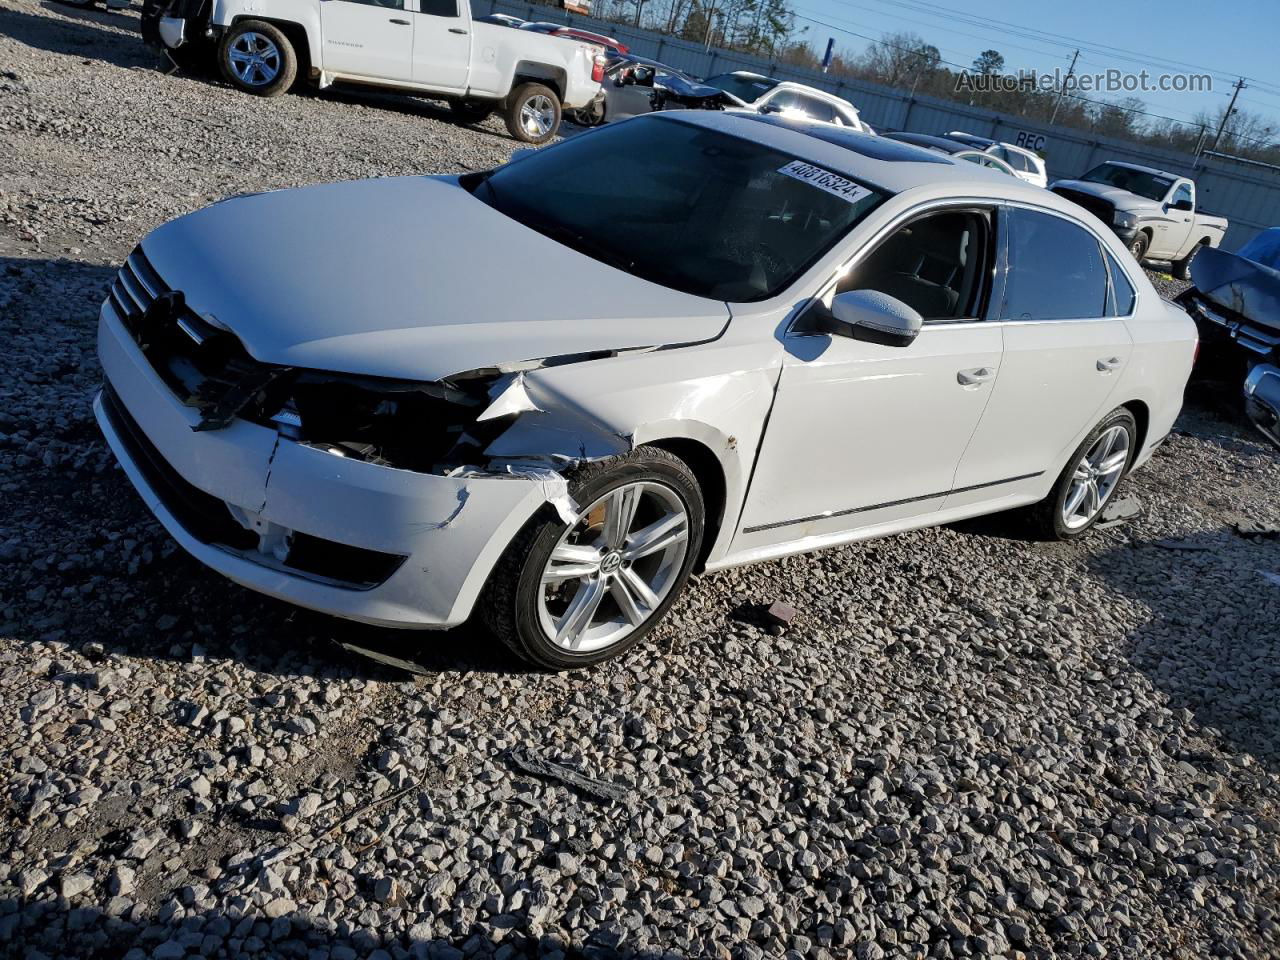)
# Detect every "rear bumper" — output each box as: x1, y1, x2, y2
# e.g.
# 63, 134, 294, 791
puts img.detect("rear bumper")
95, 303, 549, 628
